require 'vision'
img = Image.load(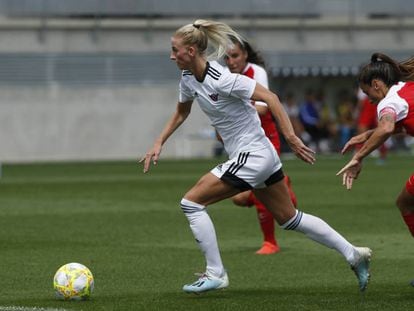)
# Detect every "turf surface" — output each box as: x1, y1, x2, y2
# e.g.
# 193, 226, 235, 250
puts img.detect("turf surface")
0, 154, 413, 310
